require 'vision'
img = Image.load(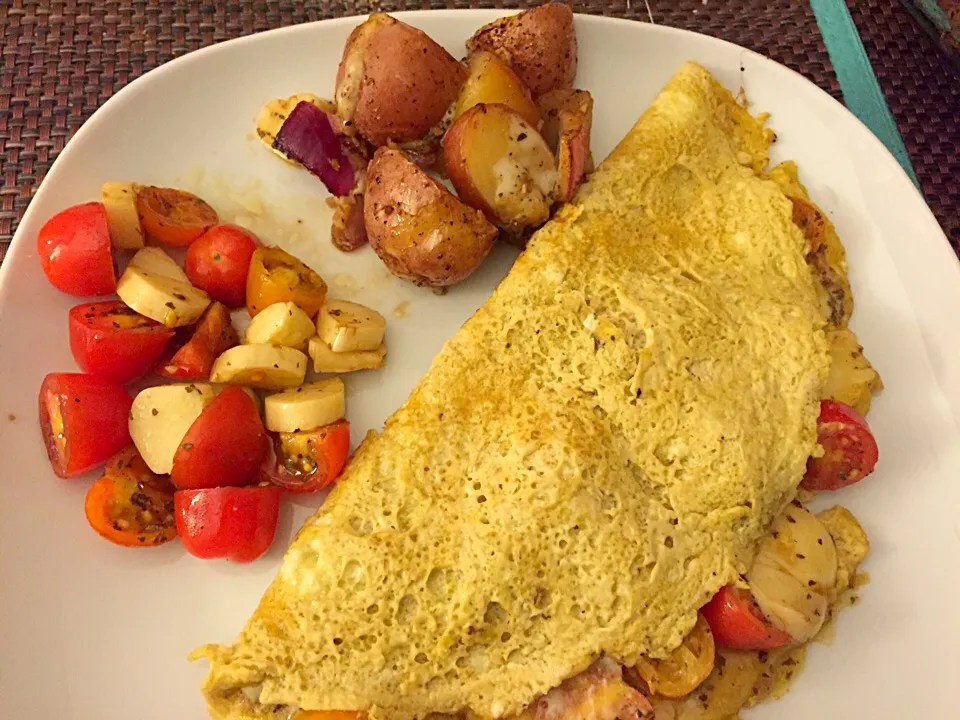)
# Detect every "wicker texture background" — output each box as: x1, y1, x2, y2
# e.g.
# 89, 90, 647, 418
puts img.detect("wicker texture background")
1, 0, 957, 265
